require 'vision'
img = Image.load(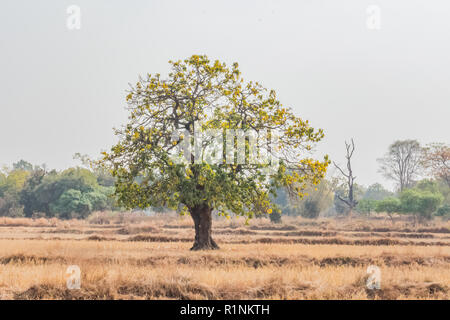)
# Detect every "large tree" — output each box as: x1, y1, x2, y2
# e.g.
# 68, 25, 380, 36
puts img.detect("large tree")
377, 140, 423, 192
101, 55, 329, 250
422, 143, 450, 188
363, 183, 393, 201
